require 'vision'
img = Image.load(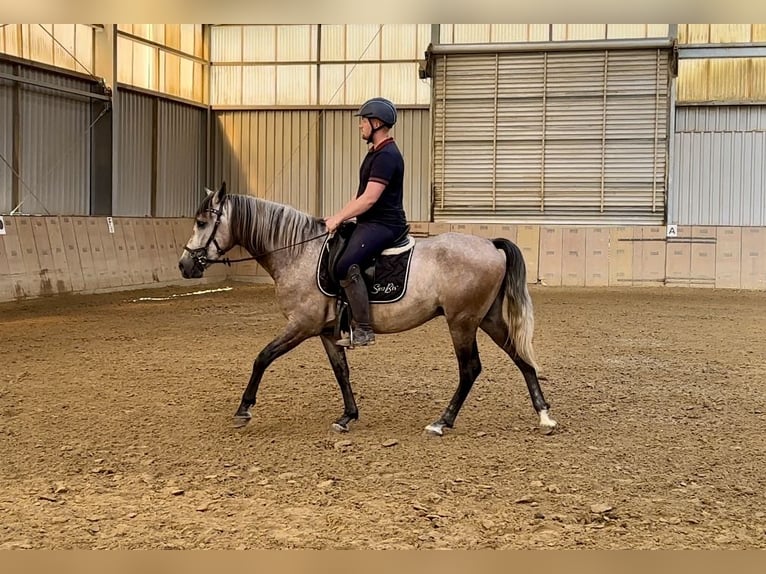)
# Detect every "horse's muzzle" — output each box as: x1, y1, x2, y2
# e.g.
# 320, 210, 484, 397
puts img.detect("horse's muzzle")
178, 252, 205, 279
